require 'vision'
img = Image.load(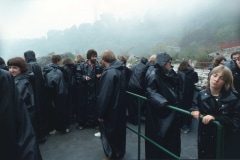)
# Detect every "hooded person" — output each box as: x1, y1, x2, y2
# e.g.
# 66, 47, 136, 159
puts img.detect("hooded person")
0, 57, 8, 70
145, 52, 181, 159
24, 50, 49, 143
